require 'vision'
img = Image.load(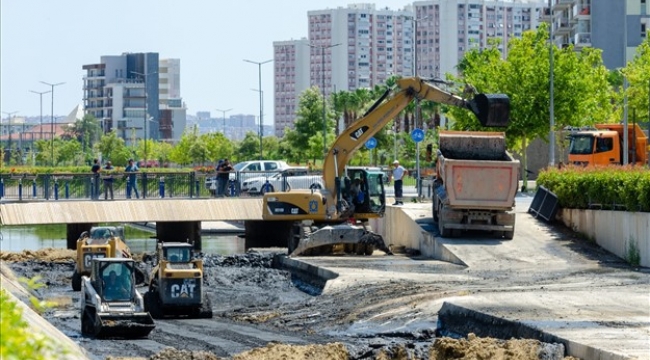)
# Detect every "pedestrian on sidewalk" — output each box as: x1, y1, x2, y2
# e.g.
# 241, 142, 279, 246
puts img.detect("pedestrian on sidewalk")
390, 160, 407, 205
125, 158, 140, 199
103, 161, 115, 200
91, 158, 101, 200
